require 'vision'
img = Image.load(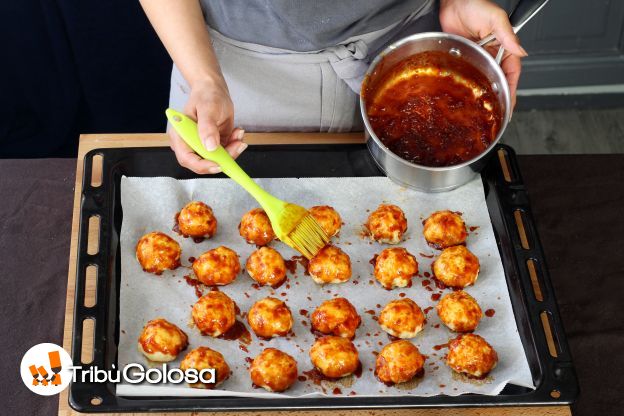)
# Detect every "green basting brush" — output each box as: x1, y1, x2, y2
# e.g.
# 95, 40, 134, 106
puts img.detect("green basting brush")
166, 108, 329, 259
